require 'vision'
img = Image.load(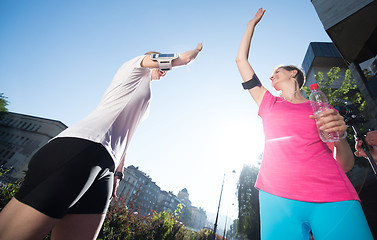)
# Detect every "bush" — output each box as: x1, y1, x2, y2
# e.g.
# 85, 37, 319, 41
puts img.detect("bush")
0, 173, 219, 240
0, 168, 22, 211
